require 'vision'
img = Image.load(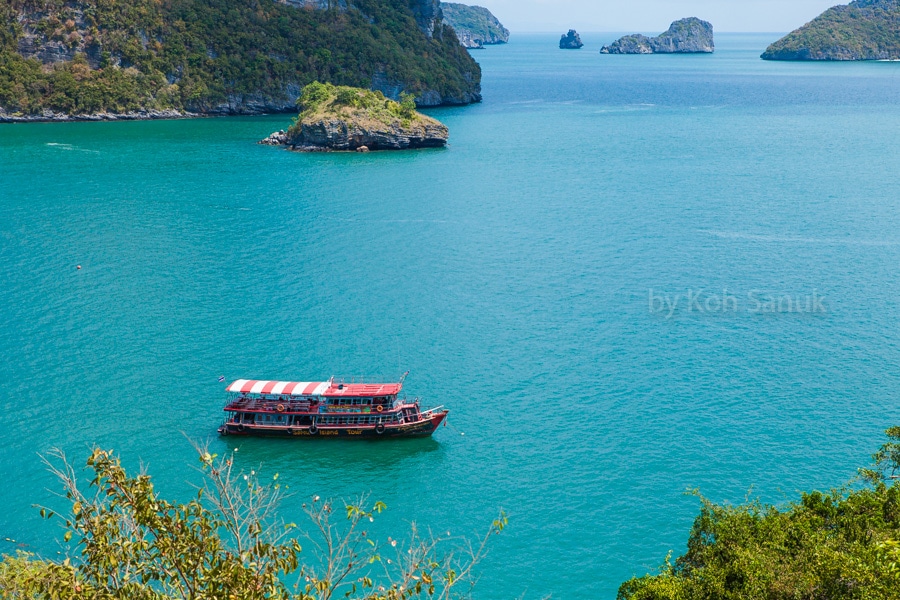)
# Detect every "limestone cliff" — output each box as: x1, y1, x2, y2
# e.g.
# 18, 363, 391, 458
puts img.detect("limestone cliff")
601, 18, 714, 54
